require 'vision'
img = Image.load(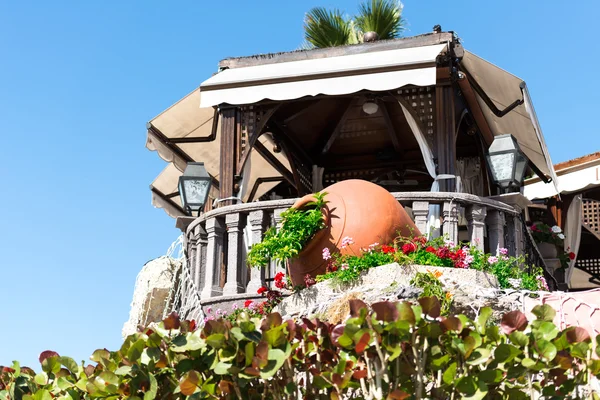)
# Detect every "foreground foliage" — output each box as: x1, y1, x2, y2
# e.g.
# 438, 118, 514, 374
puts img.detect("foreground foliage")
2, 299, 600, 399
